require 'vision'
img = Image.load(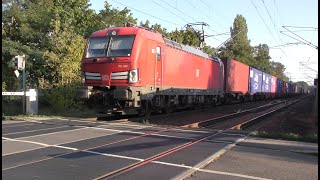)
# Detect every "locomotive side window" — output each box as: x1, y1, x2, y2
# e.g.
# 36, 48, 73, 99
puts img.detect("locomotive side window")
156, 46, 161, 61
86, 37, 110, 58
107, 36, 135, 57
